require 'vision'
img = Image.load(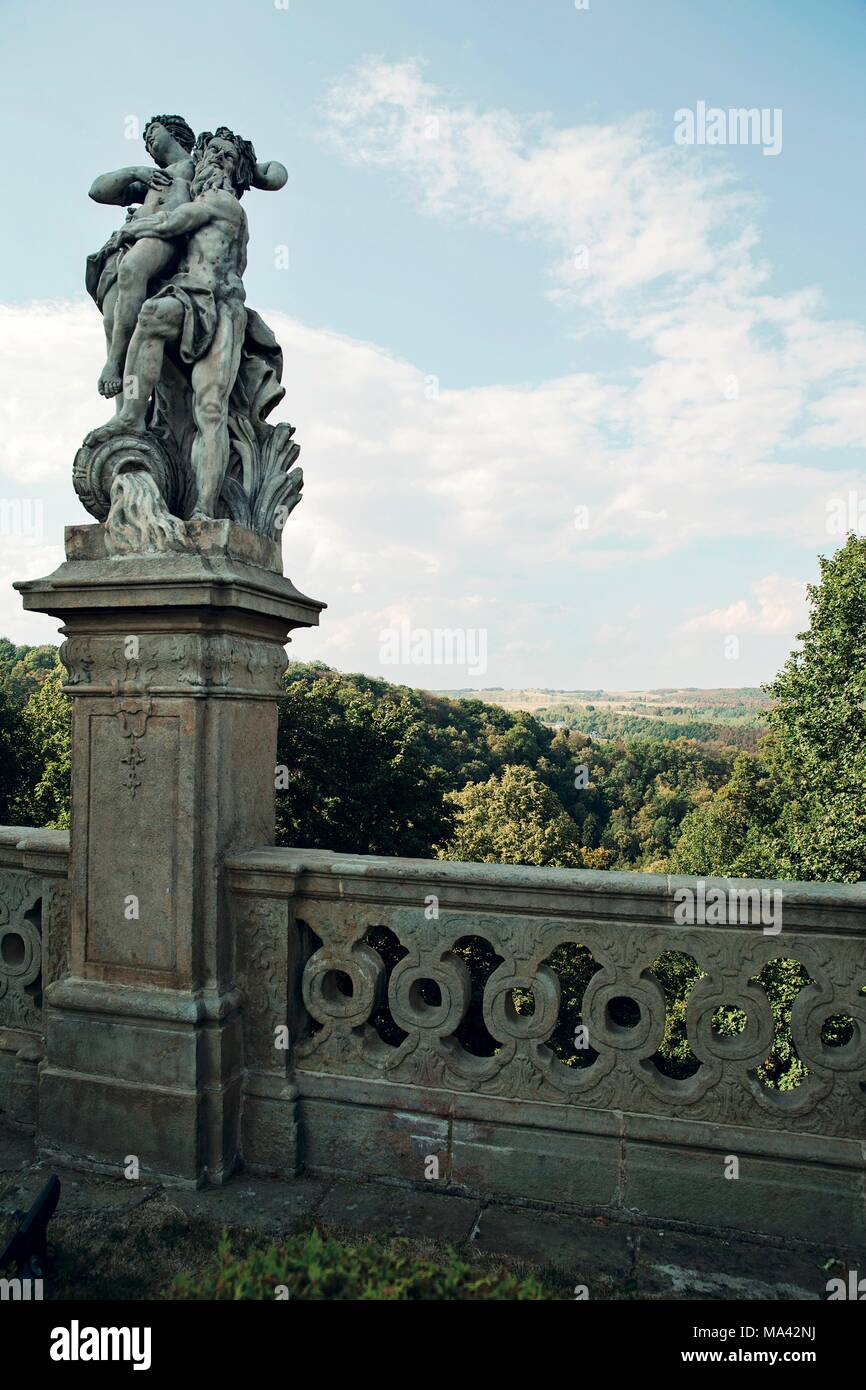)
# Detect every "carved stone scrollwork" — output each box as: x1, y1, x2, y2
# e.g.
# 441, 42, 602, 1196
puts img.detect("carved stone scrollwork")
59, 638, 95, 685
0, 871, 44, 1032
43, 880, 71, 990
302, 942, 385, 1034
583, 969, 666, 1056
792, 979, 866, 1076
483, 961, 559, 1043
291, 901, 866, 1139
59, 632, 287, 699
236, 897, 289, 1072
389, 951, 471, 1036
116, 699, 153, 798
688, 976, 775, 1064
